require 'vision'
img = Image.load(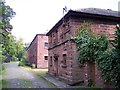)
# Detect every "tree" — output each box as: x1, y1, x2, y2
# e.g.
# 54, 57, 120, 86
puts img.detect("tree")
0, 0, 16, 62
0, 0, 15, 33
15, 38, 25, 61
24, 43, 30, 50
